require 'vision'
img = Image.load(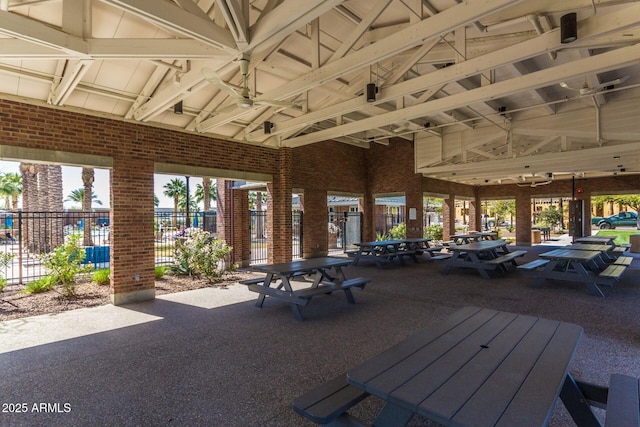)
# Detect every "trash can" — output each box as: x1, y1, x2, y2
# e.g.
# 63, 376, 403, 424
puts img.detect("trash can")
630, 234, 640, 253
531, 229, 542, 244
